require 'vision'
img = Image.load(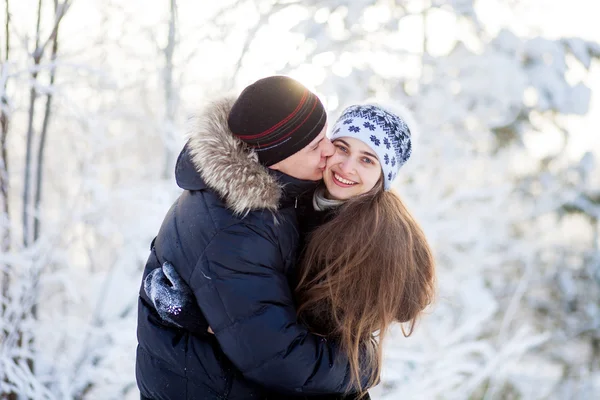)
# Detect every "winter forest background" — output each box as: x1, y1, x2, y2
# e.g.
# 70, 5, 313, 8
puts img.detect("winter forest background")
0, 0, 599, 398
